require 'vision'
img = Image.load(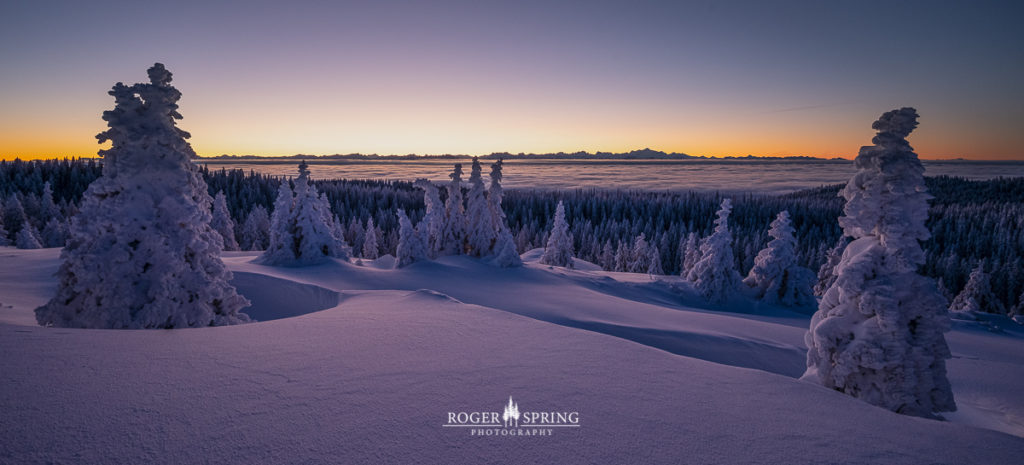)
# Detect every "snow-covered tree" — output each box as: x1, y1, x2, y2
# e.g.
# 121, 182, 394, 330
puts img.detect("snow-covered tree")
486, 159, 521, 267
263, 182, 295, 263
3, 193, 26, 238
362, 217, 379, 259
490, 226, 522, 267
441, 164, 466, 255
41, 217, 68, 248
261, 162, 346, 265
16, 224, 42, 249
0, 204, 11, 246
601, 240, 615, 270
949, 262, 1003, 315
814, 236, 849, 296
34, 63, 250, 328
688, 199, 741, 302
40, 181, 61, 223
414, 178, 444, 257
395, 209, 427, 267
629, 233, 651, 273
803, 108, 955, 417
1013, 290, 1024, 318
647, 245, 664, 276
614, 241, 630, 272
743, 211, 816, 307
240, 205, 270, 251
540, 201, 574, 268
487, 159, 509, 236
680, 232, 700, 277
466, 158, 496, 256
211, 191, 239, 251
